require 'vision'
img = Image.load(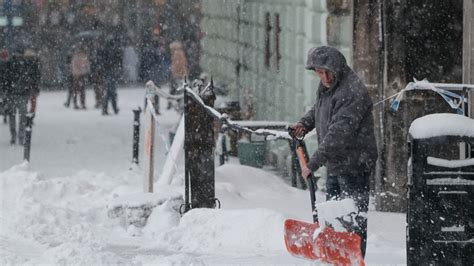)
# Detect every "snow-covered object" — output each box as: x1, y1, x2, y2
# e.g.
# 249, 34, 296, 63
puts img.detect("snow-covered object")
107, 189, 183, 228
316, 198, 358, 232
409, 113, 474, 139
161, 208, 286, 254
426, 178, 474, 185
158, 115, 184, 185
427, 156, 474, 168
